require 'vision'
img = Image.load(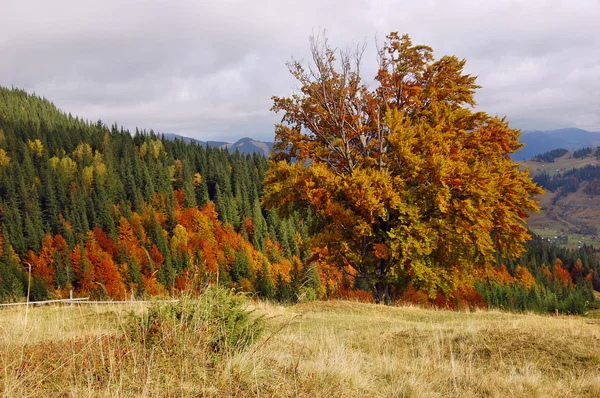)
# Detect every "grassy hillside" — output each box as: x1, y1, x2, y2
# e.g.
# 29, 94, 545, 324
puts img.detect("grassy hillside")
520, 151, 600, 177
2, 298, 599, 397
521, 151, 600, 248
527, 186, 600, 248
